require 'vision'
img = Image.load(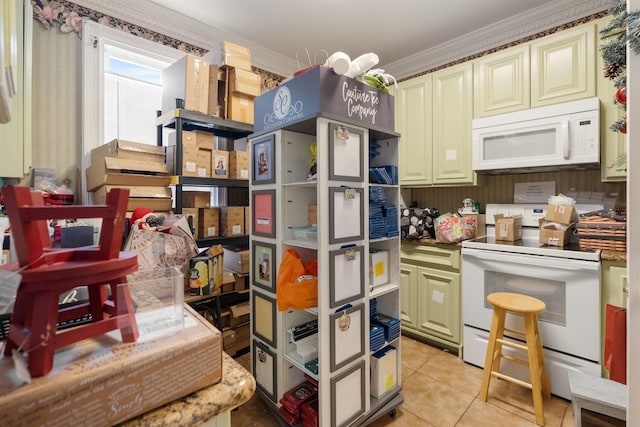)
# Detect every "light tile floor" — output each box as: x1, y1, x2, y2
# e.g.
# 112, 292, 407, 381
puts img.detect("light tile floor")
231, 335, 576, 426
